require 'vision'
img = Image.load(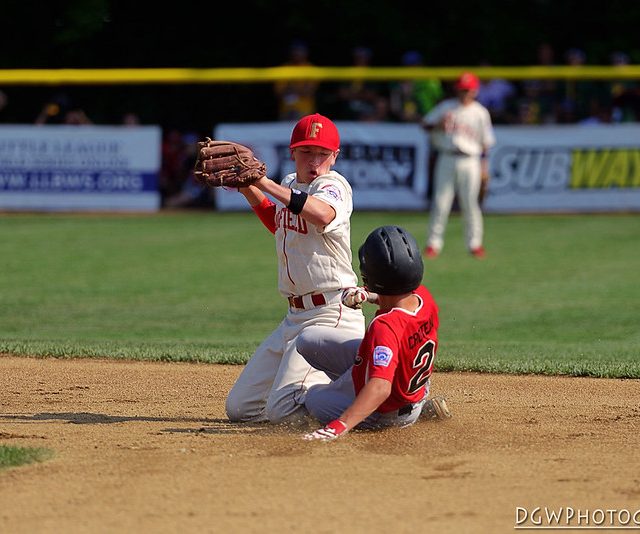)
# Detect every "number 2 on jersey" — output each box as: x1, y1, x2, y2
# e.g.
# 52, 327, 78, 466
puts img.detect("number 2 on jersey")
407, 340, 436, 394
